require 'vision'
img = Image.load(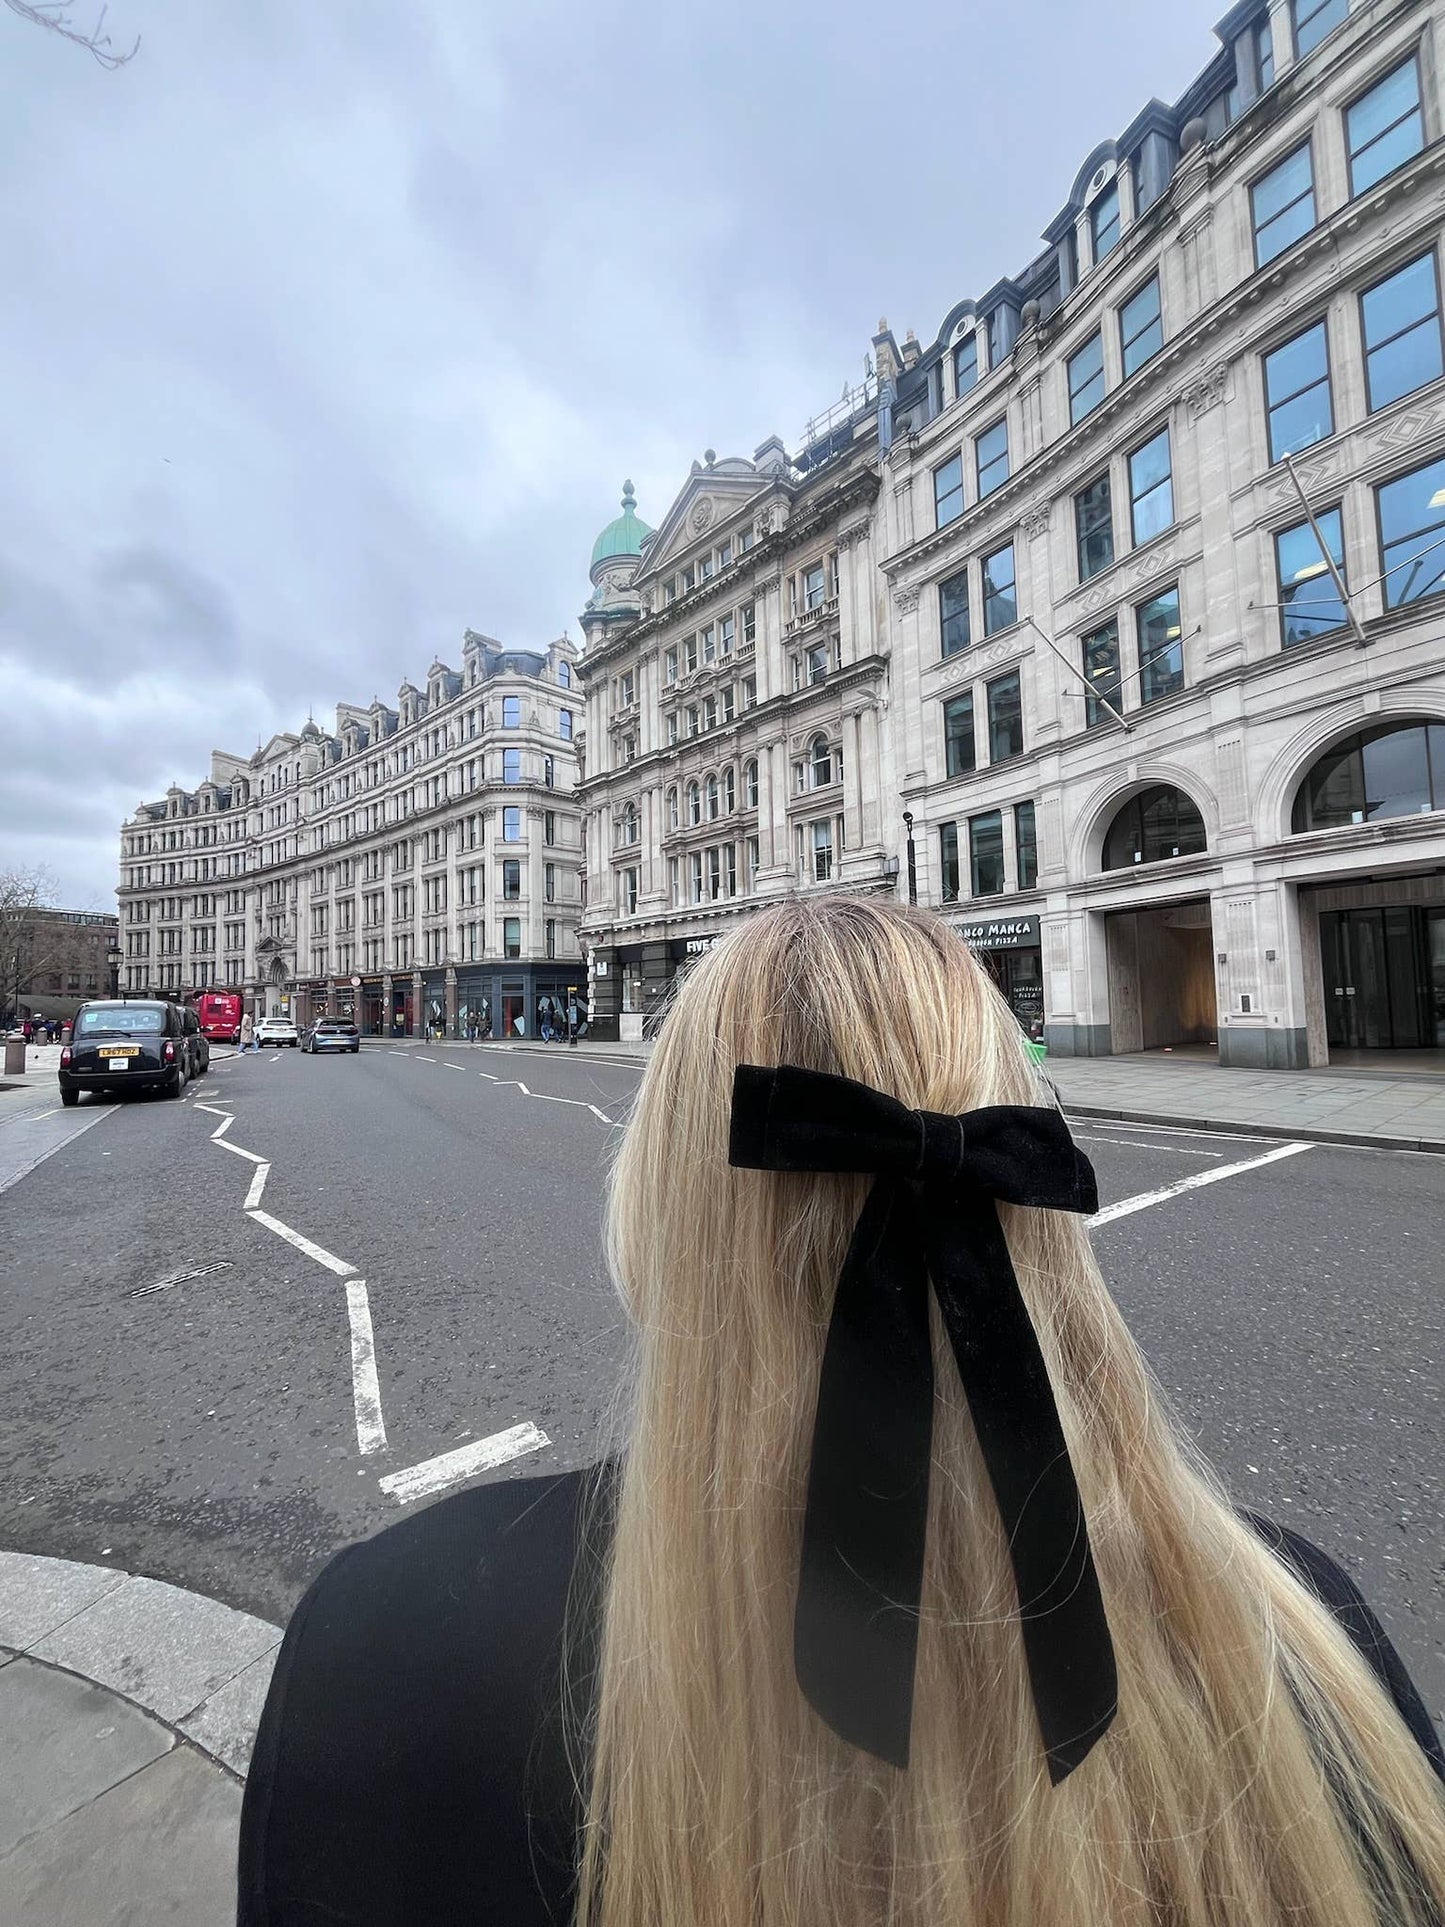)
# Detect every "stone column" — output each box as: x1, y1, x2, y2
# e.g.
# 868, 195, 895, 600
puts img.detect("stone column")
444, 965, 458, 1036
382, 970, 394, 1036
842, 710, 864, 862
410, 969, 424, 1037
